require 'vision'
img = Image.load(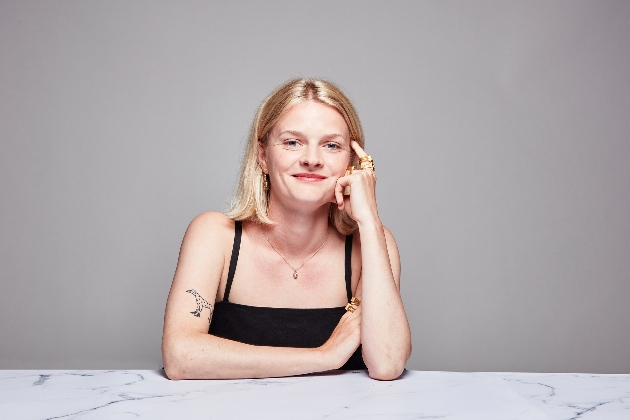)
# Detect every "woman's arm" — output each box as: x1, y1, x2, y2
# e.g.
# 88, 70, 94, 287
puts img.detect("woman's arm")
356, 223, 411, 380
164, 330, 336, 380
335, 143, 412, 380
161, 212, 361, 379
